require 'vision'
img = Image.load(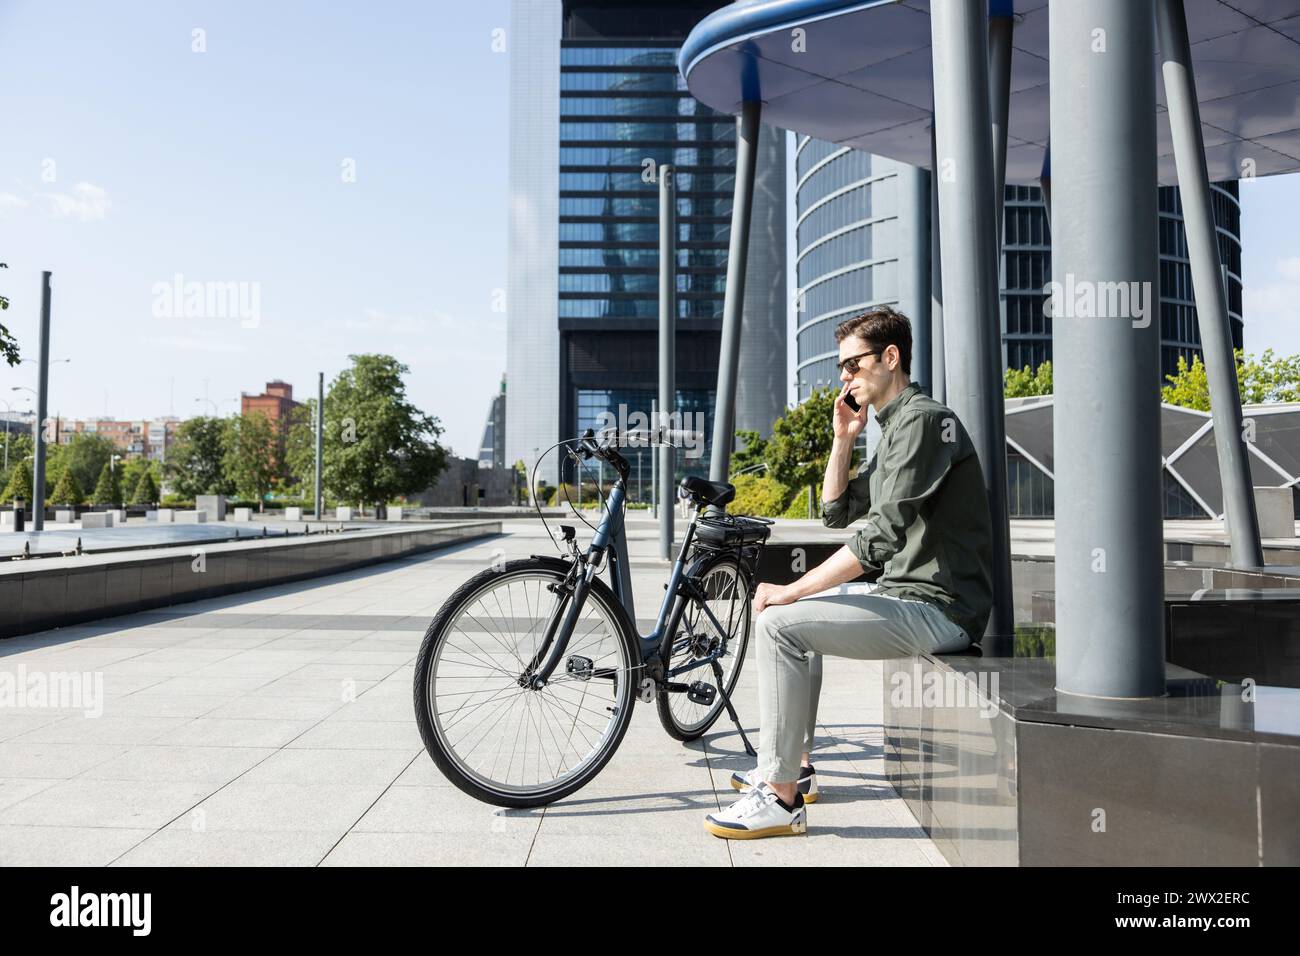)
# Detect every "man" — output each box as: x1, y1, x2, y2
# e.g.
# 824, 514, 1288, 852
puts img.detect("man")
704, 306, 994, 839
